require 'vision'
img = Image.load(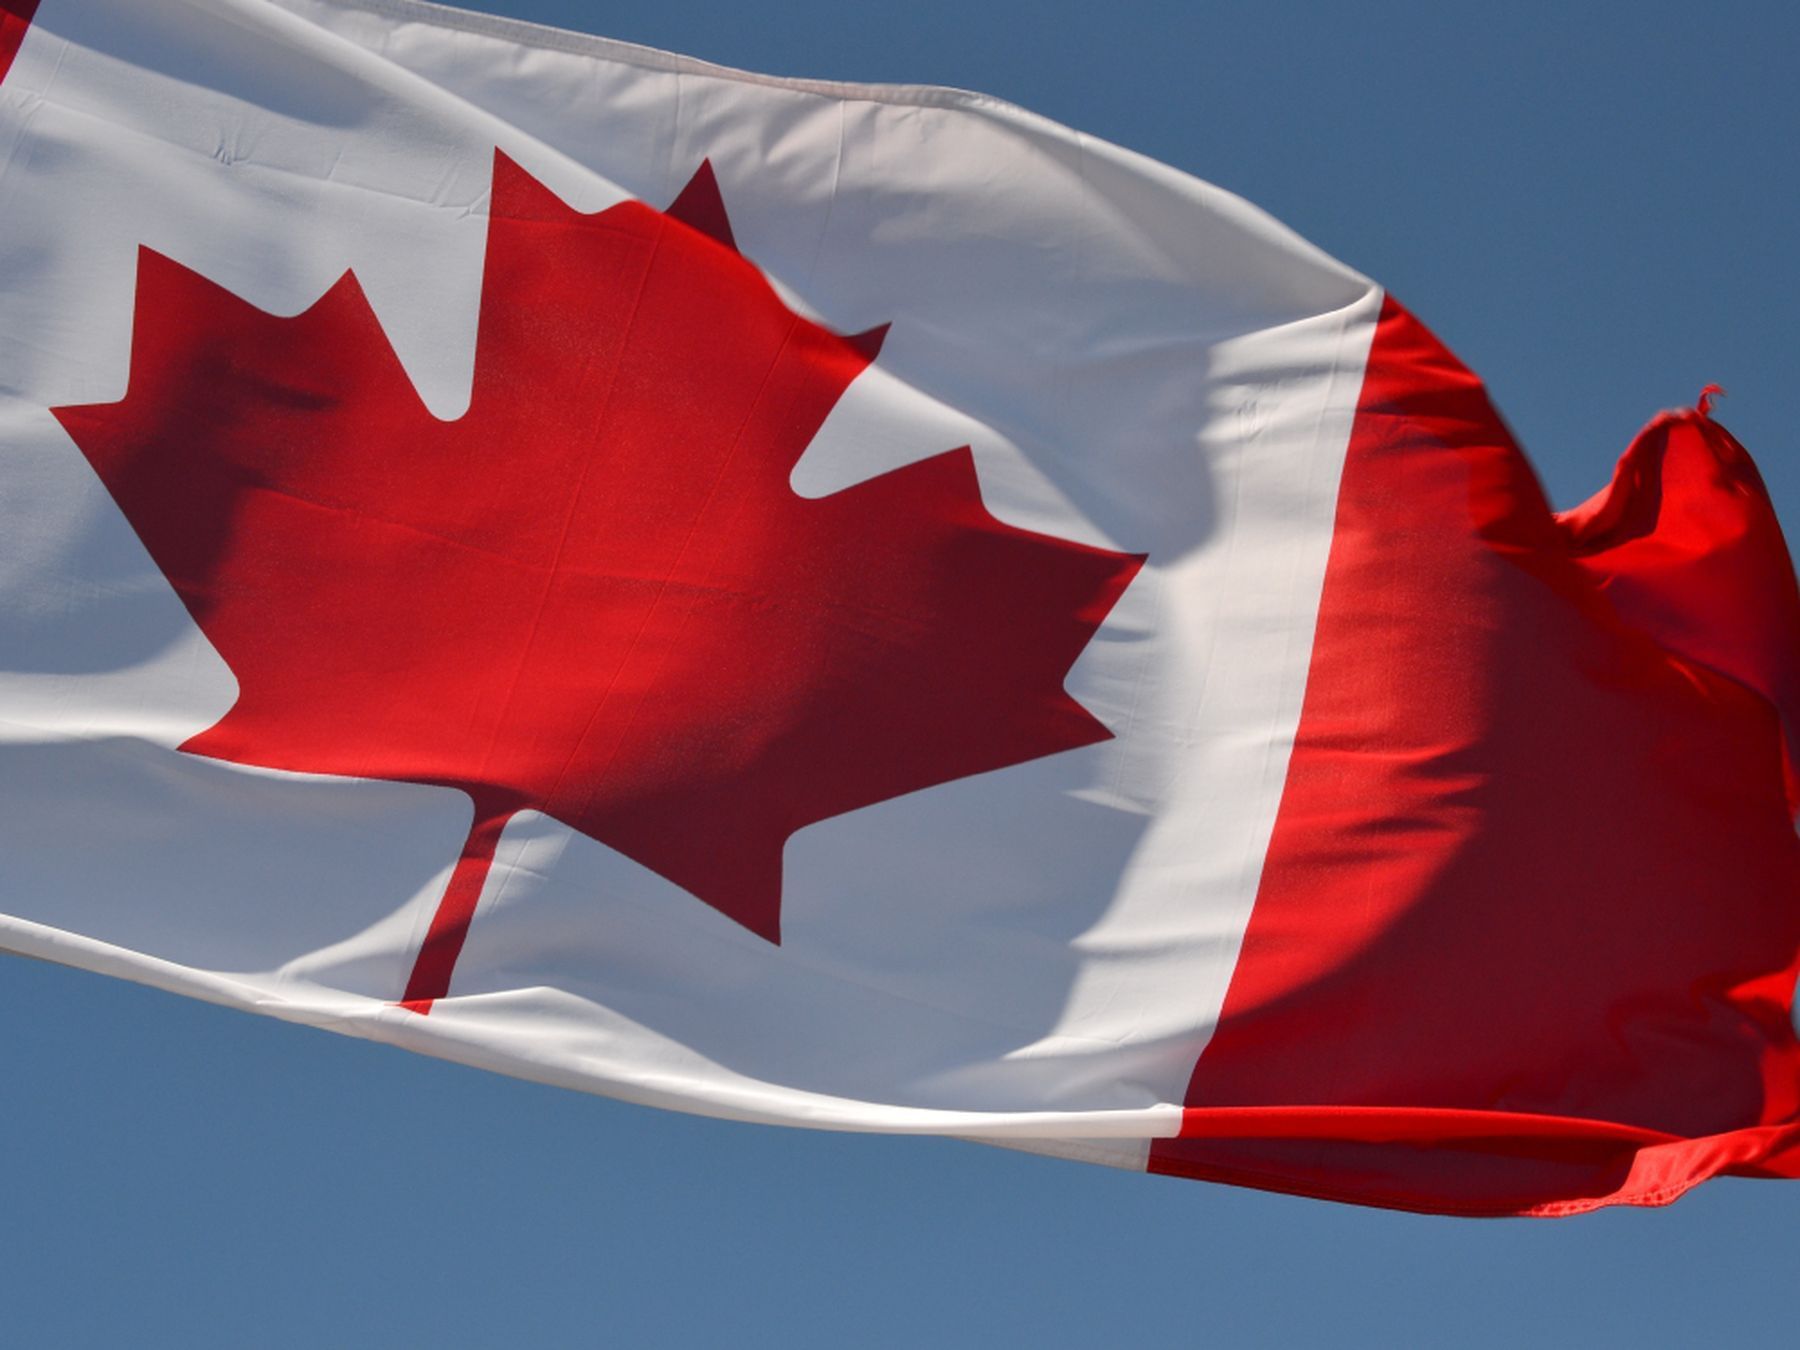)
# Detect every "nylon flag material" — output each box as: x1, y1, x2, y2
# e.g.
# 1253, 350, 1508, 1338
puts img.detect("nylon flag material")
1, 0, 1796, 1218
